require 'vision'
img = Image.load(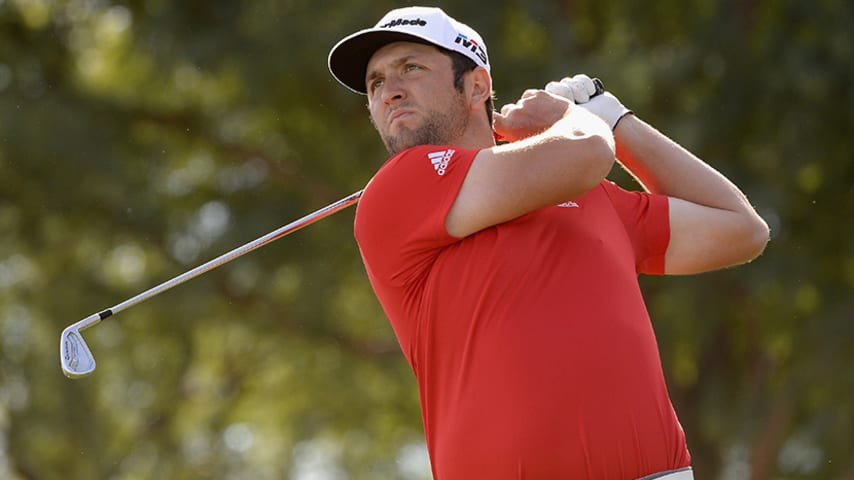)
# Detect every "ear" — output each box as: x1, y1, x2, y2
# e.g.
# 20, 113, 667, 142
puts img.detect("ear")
467, 67, 493, 111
